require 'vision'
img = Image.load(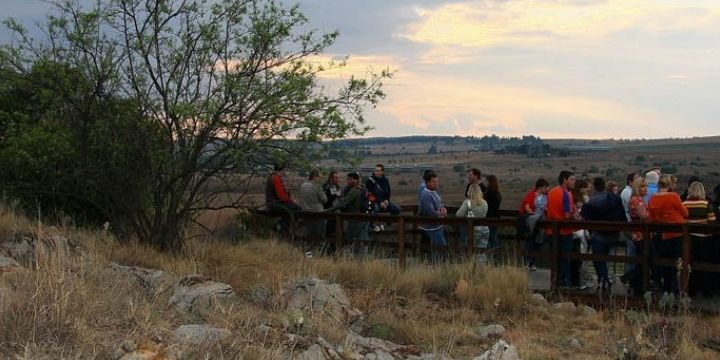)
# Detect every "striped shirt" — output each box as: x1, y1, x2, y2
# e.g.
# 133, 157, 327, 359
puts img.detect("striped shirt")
682, 199, 716, 237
